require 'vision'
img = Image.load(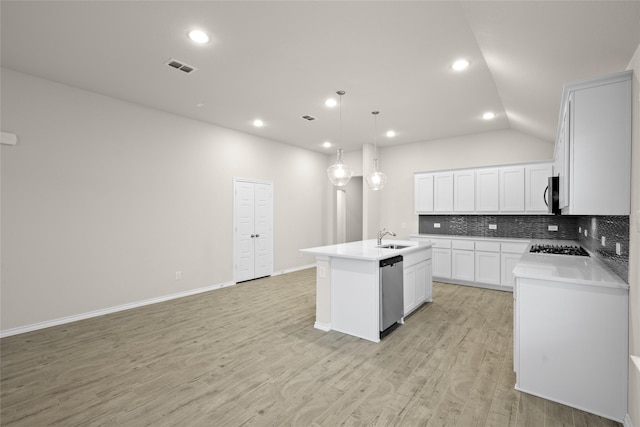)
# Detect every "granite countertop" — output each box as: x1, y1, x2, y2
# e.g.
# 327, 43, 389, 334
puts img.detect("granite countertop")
300, 239, 433, 261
